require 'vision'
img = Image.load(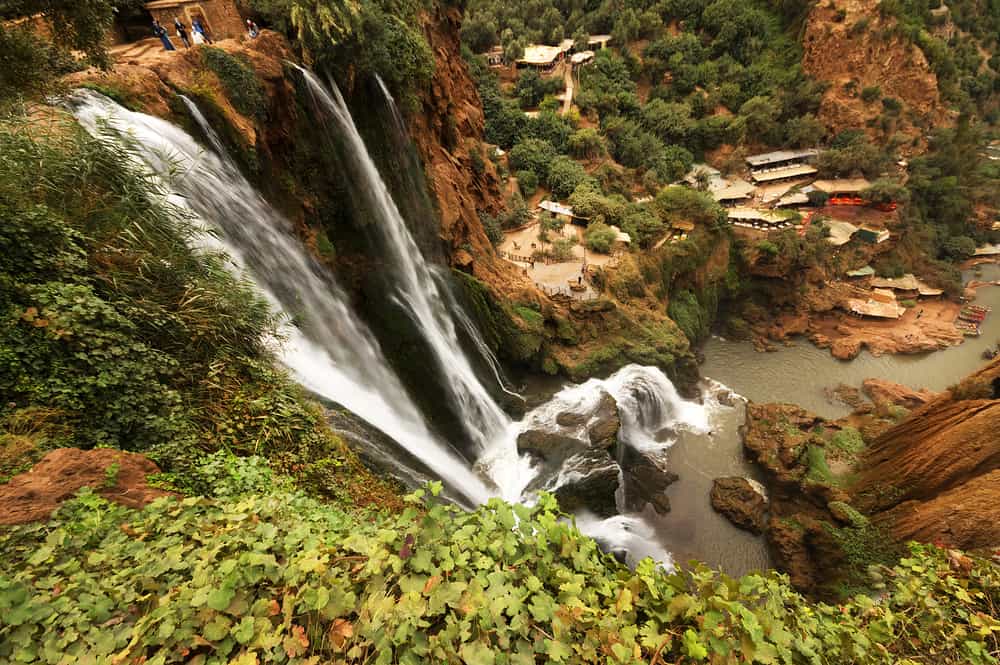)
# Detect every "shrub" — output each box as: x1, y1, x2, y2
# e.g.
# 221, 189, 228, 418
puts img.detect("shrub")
546, 156, 592, 199
2, 489, 999, 664
667, 289, 711, 342
515, 169, 538, 194
201, 48, 267, 120
942, 235, 976, 260
860, 85, 882, 103
584, 221, 618, 253
881, 96, 903, 114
